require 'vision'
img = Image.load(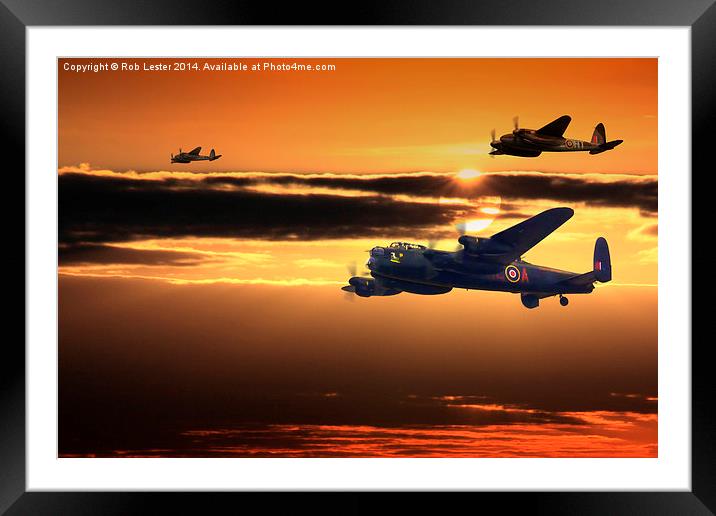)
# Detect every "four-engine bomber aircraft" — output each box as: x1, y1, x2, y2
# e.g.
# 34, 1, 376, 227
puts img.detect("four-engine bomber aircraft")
342, 207, 612, 308
489, 115, 623, 157
171, 146, 222, 164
